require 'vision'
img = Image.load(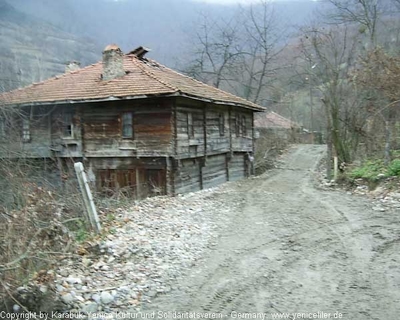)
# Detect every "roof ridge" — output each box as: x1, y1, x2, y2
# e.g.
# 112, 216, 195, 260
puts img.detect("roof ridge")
129, 55, 179, 93
148, 58, 262, 108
